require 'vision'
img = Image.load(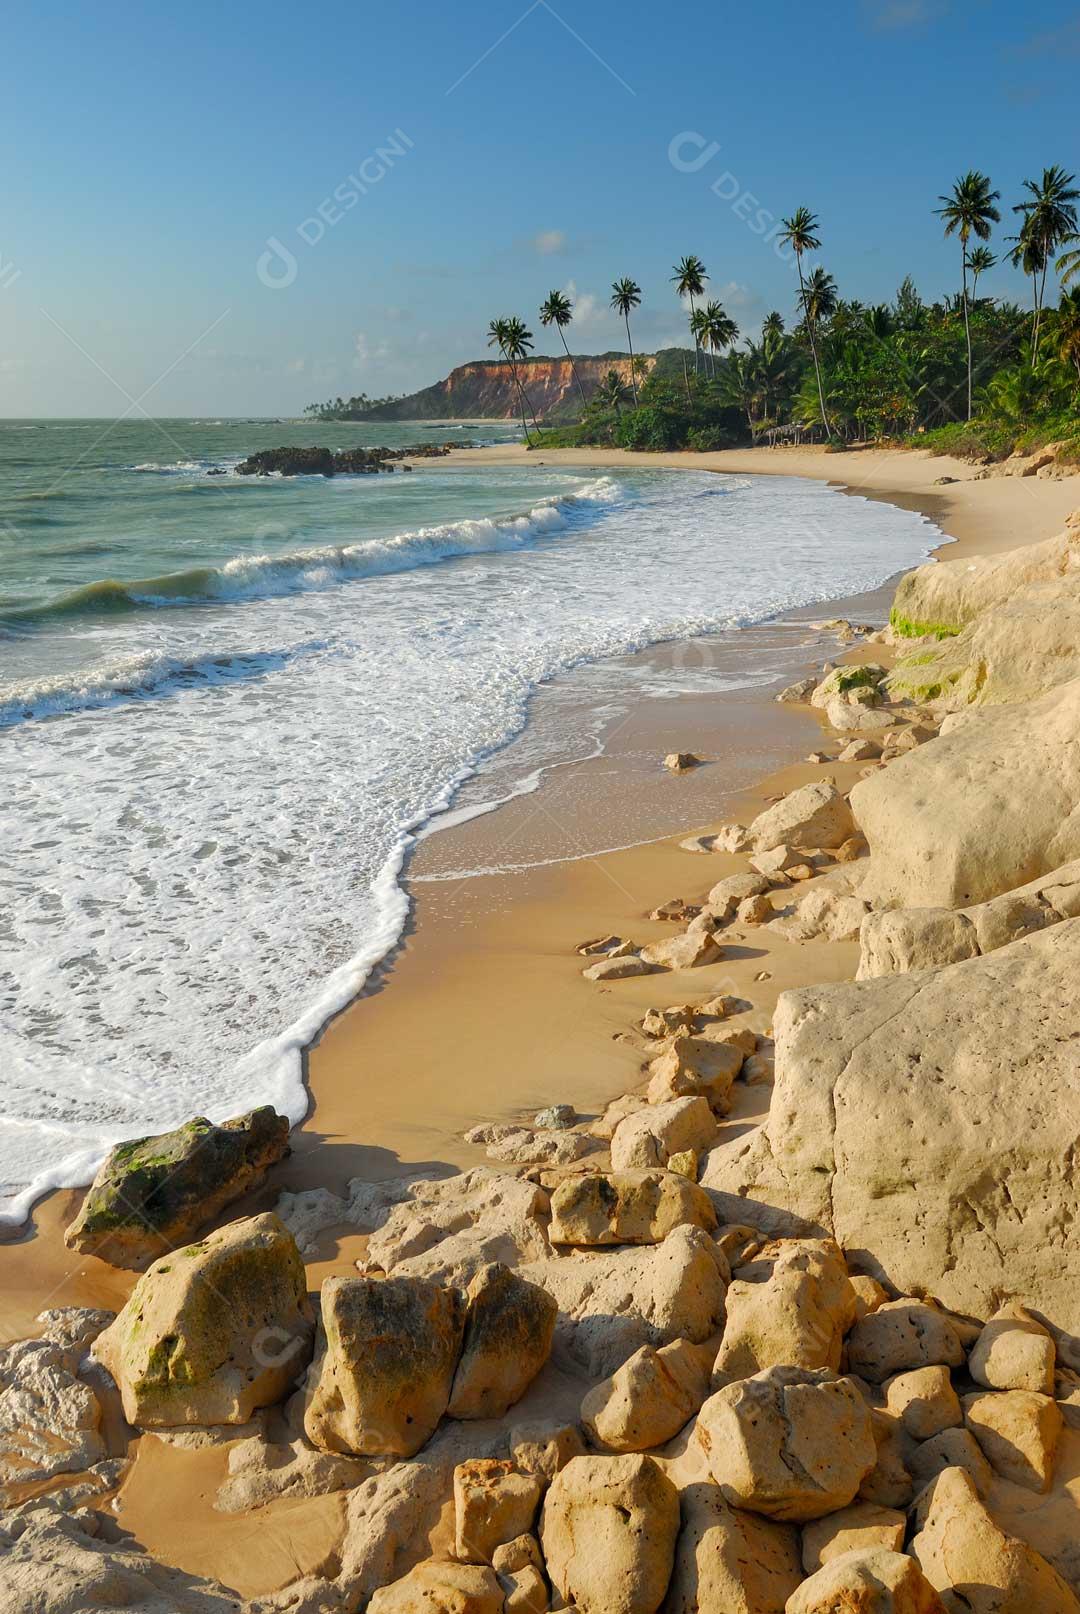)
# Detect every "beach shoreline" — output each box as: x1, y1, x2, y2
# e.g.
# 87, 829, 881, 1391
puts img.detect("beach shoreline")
2, 445, 1077, 1598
